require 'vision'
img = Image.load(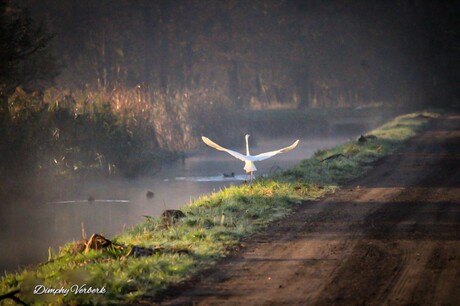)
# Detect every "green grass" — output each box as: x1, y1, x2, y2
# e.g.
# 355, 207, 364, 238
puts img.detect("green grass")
0, 111, 439, 305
